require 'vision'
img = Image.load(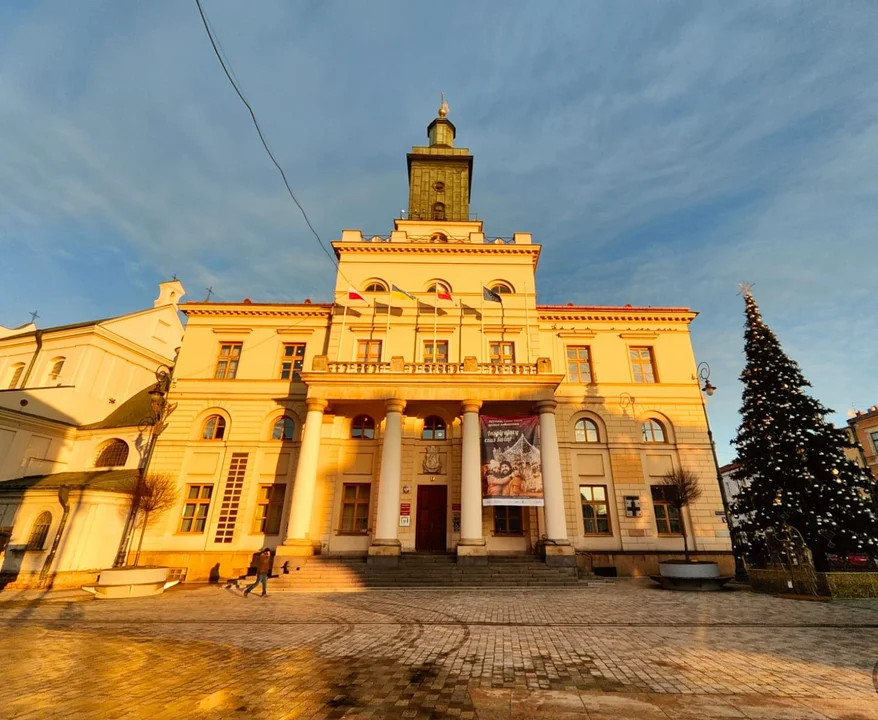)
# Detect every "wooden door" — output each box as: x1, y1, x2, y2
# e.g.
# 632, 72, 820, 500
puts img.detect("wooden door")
415, 485, 447, 552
